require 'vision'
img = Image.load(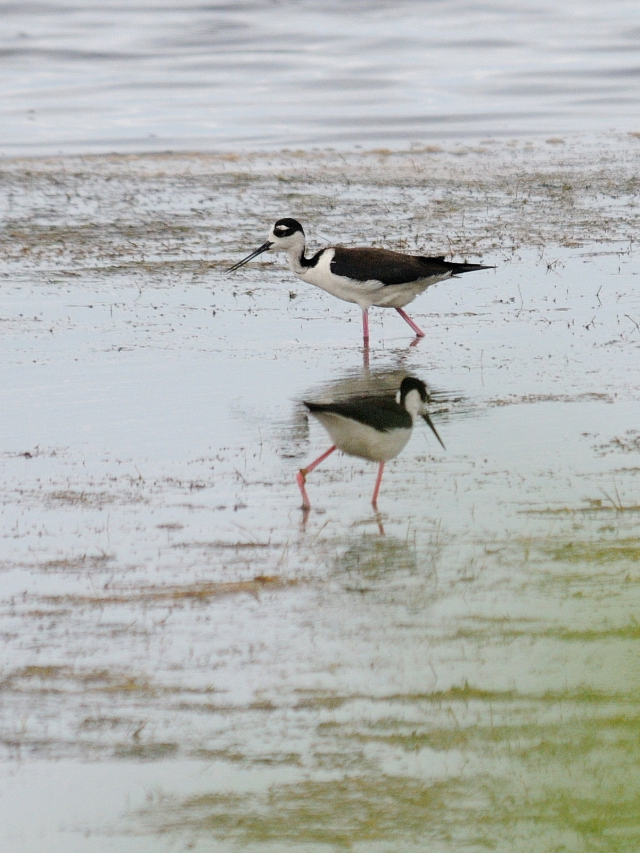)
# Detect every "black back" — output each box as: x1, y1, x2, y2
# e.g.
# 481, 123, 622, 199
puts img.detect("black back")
330, 246, 491, 285
304, 396, 411, 433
